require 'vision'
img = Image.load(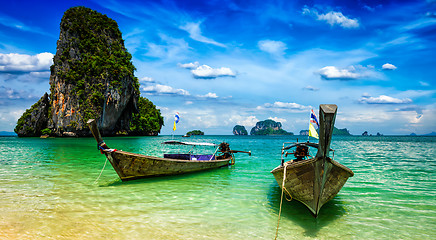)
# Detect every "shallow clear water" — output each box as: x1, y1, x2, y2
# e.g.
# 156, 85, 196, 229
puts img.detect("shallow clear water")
0, 135, 435, 239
